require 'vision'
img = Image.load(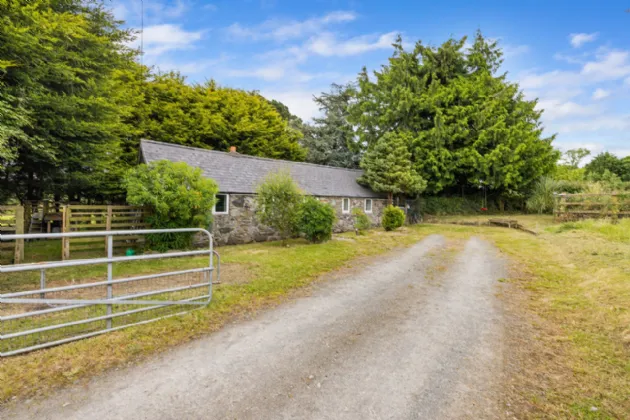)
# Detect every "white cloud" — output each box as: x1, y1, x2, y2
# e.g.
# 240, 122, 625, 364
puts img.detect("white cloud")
536, 99, 601, 121
110, 0, 189, 26
128, 24, 203, 57
519, 70, 582, 90
155, 55, 230, 75
569, 32, 598, 48
553, 52, 586, 64
261, 89, 322, 121
554, 115, 630, 133
228, 66, 288, 81
112, 3, 128, 20
306, 31, 398, 57
582, 50, 630, 81
592, 88, 610, 100
519, 50, 630, 90
502, 44, 530, 58
227, 11, 356, 42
